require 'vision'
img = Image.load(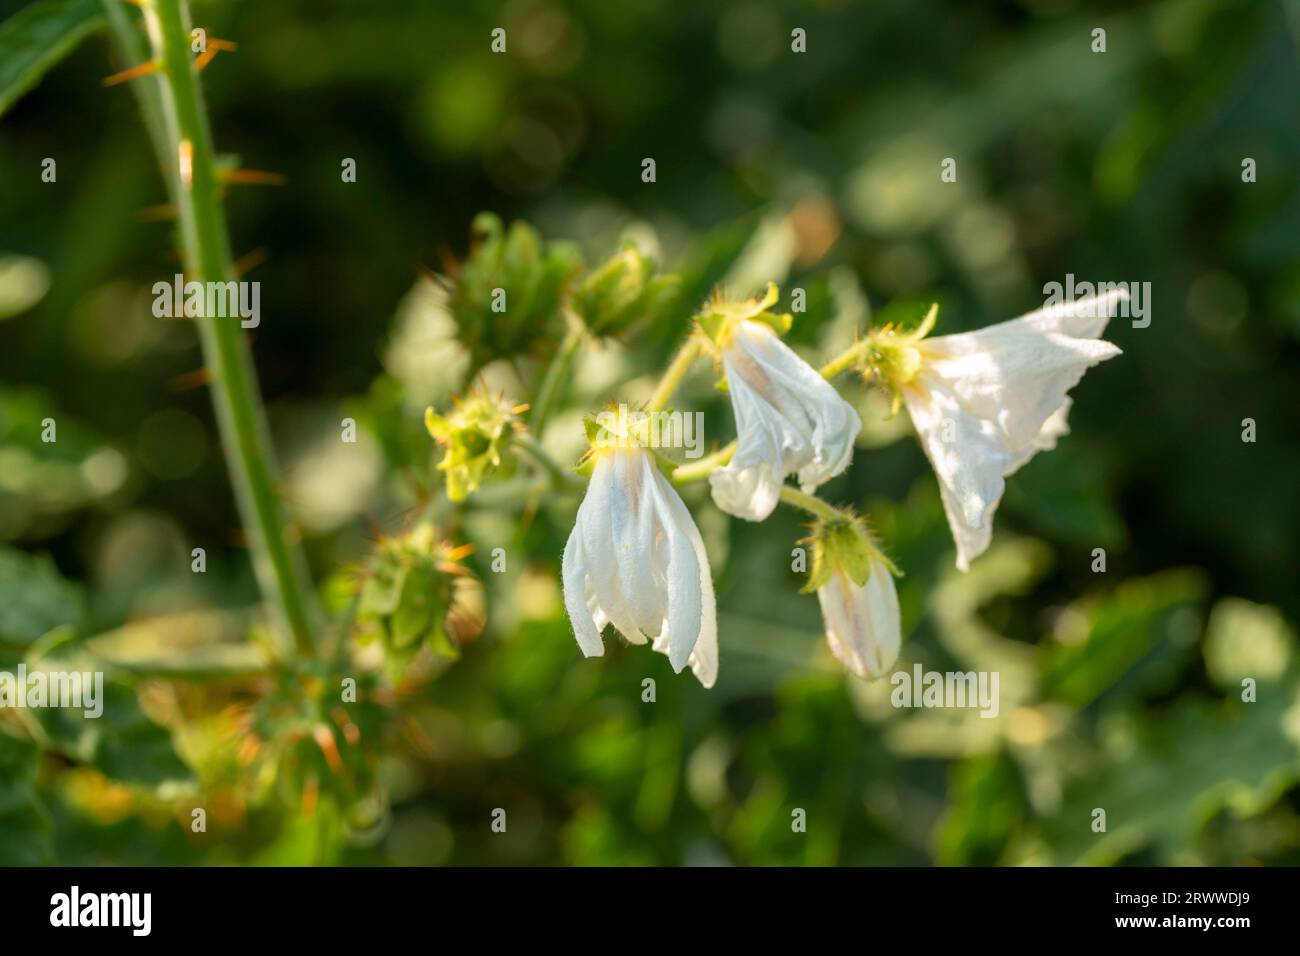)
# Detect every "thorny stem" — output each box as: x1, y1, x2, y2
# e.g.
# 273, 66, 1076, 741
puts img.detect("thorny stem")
127, 0, 319, 656
529, 321, 584, 436
102, 1, 173, 191
647, 336, 702, 412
